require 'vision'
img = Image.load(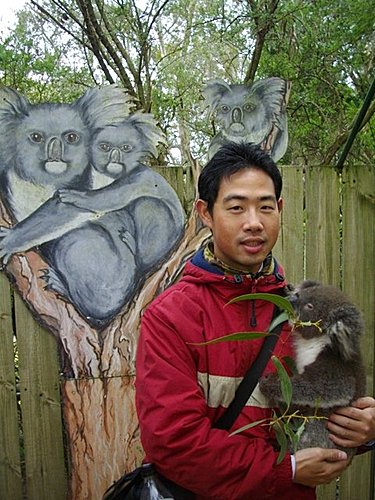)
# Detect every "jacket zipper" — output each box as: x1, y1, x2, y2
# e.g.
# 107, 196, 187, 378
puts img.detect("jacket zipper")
249, 279, 258, 327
